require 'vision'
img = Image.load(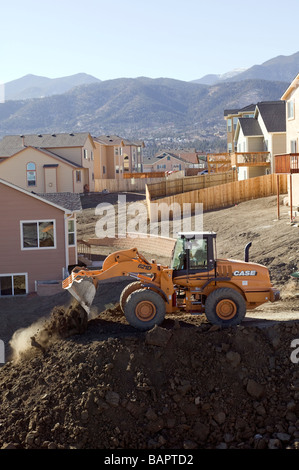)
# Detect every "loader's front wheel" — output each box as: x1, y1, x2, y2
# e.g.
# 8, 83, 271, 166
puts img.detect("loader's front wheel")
120, 281, 142, 312
204, 288, 246, 327
124, 289, 166, 331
